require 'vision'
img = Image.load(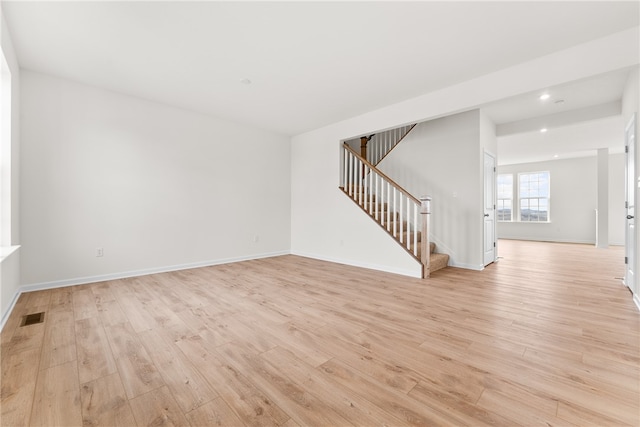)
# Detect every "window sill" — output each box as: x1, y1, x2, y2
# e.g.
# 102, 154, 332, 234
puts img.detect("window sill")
498, 221, 551, 224
0, 245, 20, 263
